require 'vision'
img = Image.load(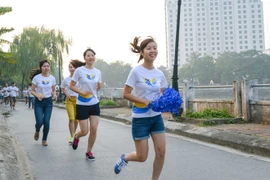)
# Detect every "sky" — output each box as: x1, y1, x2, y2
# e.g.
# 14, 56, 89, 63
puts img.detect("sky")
1, 0, 270, 77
